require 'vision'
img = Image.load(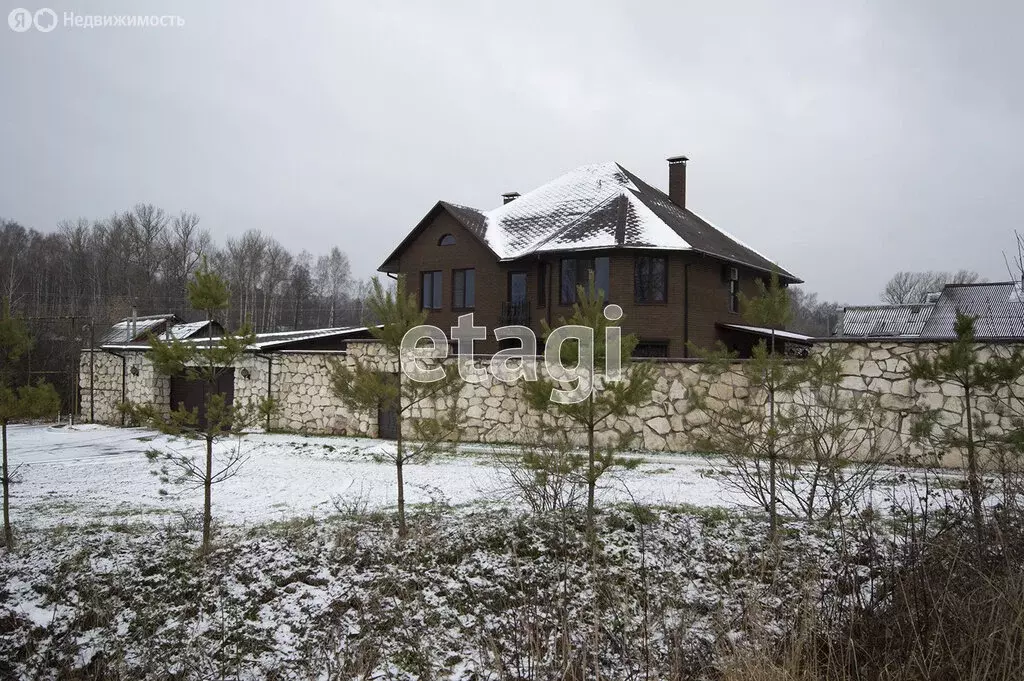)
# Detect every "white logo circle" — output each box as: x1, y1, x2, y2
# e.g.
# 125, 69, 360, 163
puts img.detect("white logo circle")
33, 8, 57, 32
8, 8, 33, 32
